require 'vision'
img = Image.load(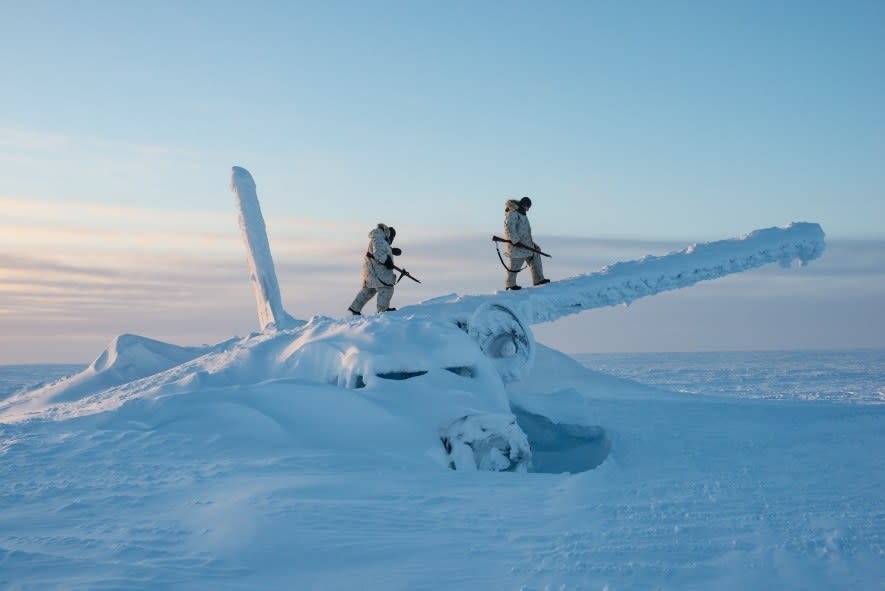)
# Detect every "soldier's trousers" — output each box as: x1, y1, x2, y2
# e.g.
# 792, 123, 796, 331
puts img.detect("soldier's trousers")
349, 286, 394, 313
506, 252, 545, 288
